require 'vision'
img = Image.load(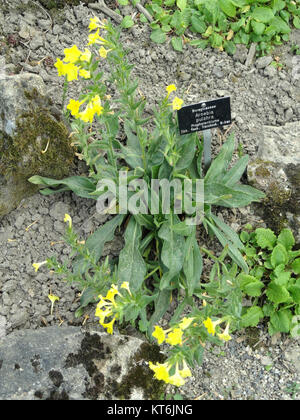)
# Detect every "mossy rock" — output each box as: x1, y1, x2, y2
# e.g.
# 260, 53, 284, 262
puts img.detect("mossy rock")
38, 0, 95, 9
247, 158, 300, 236
0, 73, 74, 217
